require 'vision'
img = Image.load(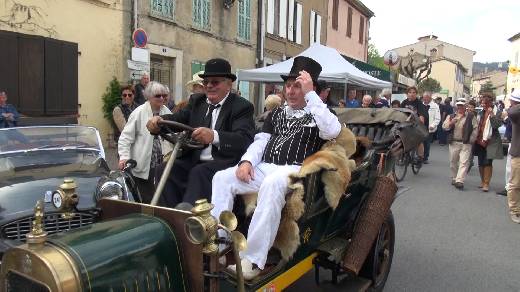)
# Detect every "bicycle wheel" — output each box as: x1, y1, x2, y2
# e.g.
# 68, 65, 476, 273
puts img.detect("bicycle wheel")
393, 152, 408, 182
